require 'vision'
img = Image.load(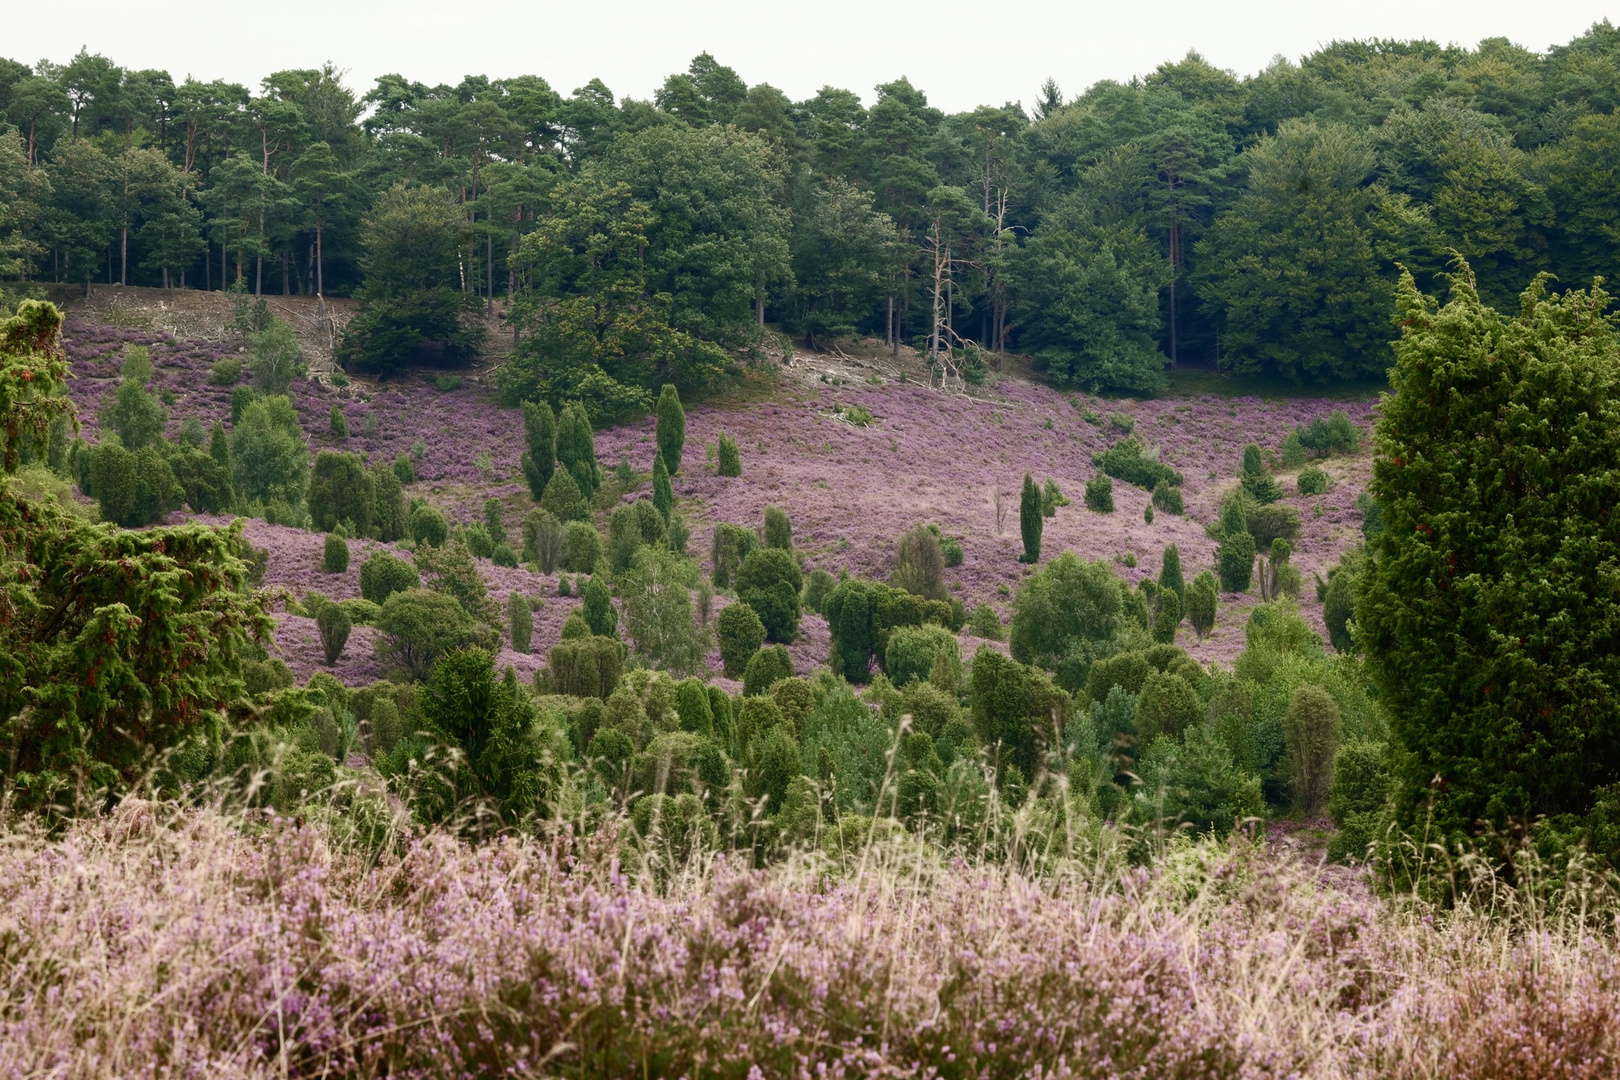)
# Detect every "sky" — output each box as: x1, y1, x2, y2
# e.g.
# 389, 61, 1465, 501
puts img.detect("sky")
10, 0, 1617, 113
